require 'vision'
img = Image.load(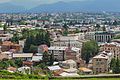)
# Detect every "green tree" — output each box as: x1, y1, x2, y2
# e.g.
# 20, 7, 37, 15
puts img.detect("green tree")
3, 24, 7, 34
23, 36, 31, 53
112, 58, 120, 74
29, 45, 38, 54
63, 29, 68, 36
102, 26, 106, 31
11, 33, 20, 43
44, 31, 50, 47
14, 58, 23, 67
75, 28, 80, 33
48, 53, 54, 66
19, 21, 27, 25
113, 20, 118, 26
95, 24, 100, 31
42, 51, 50, 65
81, 40, 99, 64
